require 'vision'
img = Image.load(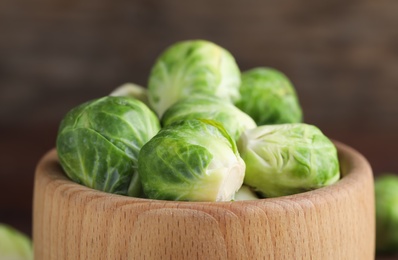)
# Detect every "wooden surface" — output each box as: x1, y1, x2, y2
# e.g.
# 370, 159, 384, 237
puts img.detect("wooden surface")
33, 142, 374, 259
1, 1, 398, 258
